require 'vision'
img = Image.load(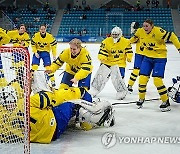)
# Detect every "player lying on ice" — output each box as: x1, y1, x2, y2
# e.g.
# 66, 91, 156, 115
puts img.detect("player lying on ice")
29, 71, 115, 143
